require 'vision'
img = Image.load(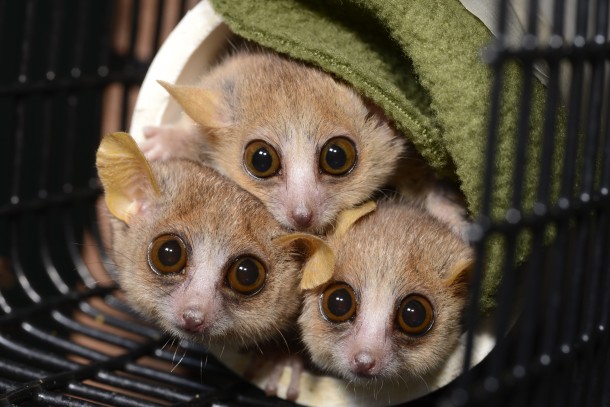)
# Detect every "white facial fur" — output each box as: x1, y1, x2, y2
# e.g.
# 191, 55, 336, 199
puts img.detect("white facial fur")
107, 159, 305, 348
152, 51, 408, 234
298, 201, 473, 383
